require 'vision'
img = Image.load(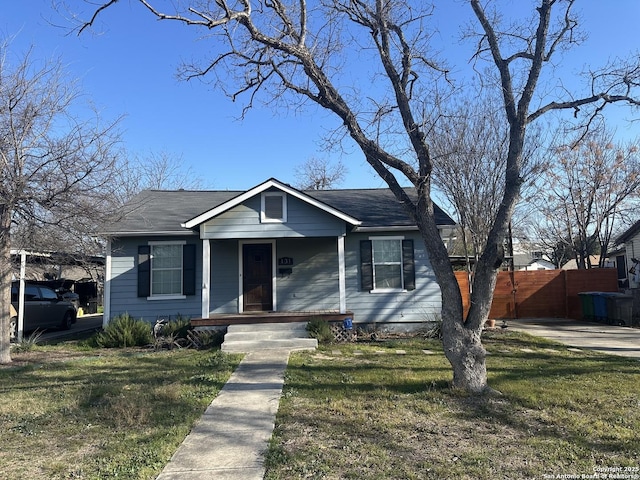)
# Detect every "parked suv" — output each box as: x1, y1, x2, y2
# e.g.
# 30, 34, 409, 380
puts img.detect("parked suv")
10, 282, 77, 340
